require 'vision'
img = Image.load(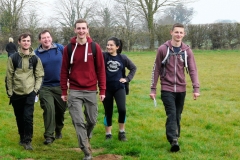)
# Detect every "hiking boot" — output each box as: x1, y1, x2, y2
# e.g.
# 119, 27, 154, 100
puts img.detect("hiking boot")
19, 140, 25, 146
170, 139, 180, 152
23, 142, 33, 150
83, 154, 92, 160
118, 131, 127, 141
105, 134, 112, 140
43, 138, 54, 145
82, 147, 92, 160
55, 132, 62, 139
